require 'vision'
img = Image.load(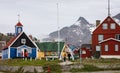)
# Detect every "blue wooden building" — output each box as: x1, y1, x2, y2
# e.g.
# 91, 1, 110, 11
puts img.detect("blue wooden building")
2, 21, 38, 59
